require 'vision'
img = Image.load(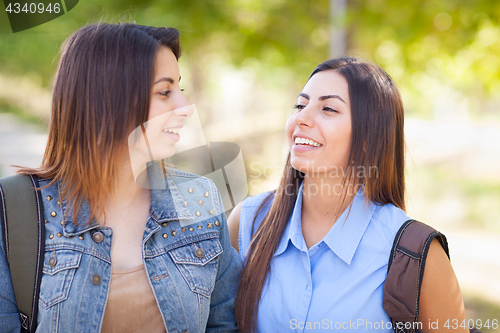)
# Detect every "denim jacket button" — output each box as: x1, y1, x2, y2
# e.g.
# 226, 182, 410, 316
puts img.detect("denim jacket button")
48, 256, 57, 267
91, 274, 101, 285
195, 248, 205, 258
92, 232, 104, 243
